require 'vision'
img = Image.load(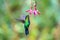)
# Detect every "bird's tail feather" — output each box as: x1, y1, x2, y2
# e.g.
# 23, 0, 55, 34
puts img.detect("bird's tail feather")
25, 27, 29, 35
